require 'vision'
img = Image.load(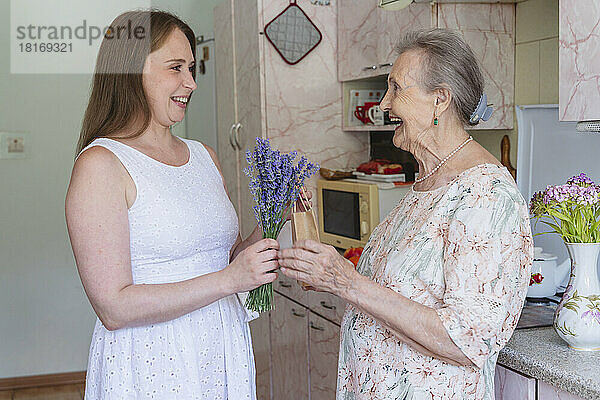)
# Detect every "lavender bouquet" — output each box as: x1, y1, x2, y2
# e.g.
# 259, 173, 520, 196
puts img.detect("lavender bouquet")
530, 173, 600, 243
244, 138, 319, 312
